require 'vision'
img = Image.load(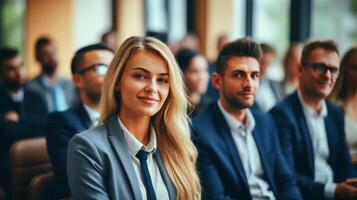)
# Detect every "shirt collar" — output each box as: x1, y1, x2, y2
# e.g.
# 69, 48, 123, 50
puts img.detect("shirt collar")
217, 100, 255, 133
118, 116, 157, 157
83, 104, 100, 124
297, 90, 328, 118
